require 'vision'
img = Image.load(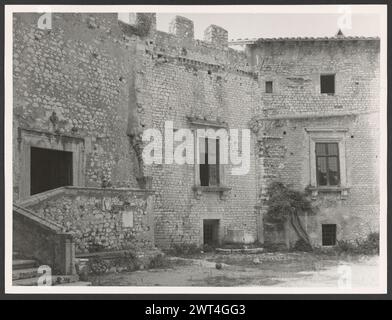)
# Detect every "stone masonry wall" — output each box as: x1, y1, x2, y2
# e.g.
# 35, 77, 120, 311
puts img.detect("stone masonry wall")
255, 114, 379, 246
13, 12, 380, 250
135, 20, 261, 248
13, 12, 261, 250
249, 39, 380, 117
19, 187, 155, 254
13, 13, 142, 200
249, 39, 380, 246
